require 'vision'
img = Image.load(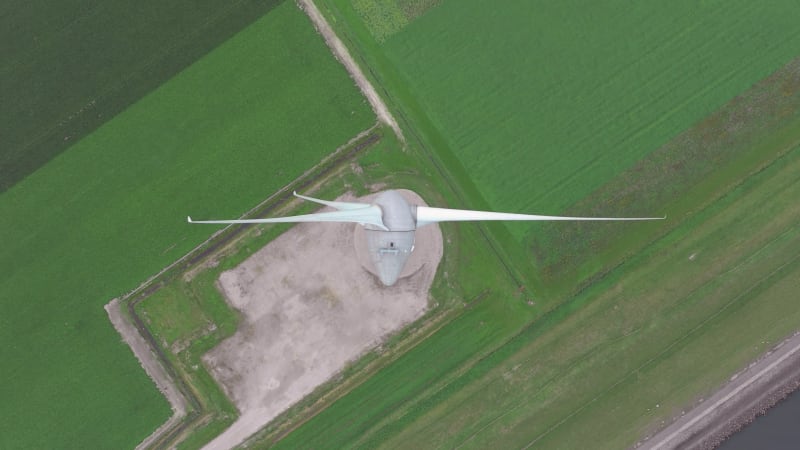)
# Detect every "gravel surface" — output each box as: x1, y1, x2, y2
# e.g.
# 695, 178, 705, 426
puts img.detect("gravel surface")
201, 191, 442, 450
